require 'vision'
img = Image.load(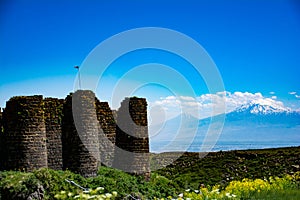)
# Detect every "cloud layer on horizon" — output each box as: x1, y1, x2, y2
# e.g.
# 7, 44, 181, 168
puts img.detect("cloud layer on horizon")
148, 91, 294, 125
